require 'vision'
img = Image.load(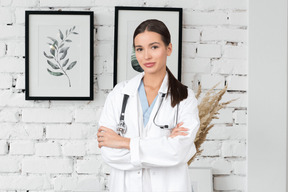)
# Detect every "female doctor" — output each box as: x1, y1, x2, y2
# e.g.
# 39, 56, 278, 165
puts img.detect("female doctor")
97, 19, 200, 192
